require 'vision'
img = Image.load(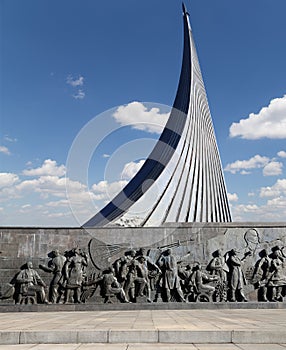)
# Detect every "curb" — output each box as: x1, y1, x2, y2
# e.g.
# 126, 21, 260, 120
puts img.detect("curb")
1, 329, 286, 345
